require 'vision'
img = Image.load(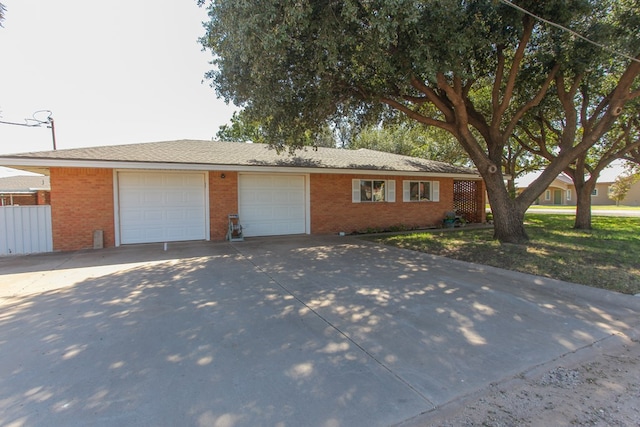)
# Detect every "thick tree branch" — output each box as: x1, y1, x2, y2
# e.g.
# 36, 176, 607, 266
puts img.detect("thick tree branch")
493, 15, 534, 127
492, 45, 505, 114
555, 74, 579, 151
512, 133, 541, 156
409, 75, 454, 120
379, 97, 455, 133
578, 56, 640, 151
503, 63, 561, 138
